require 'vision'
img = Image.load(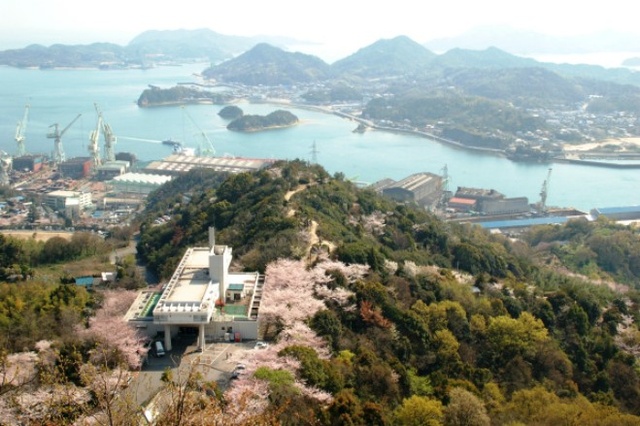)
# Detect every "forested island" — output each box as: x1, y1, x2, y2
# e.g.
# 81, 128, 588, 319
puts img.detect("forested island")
226, 109, 299, 132
218, 105, 244, 120
137, 85, 231, 107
